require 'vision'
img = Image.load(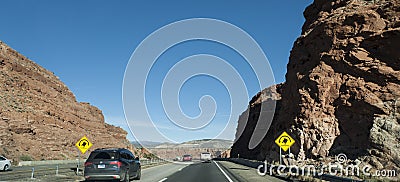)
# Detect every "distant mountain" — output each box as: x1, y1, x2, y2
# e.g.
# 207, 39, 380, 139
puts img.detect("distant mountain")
131, 141, 164, 148
176, 139, 233, 149
131, 139, 233, 149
